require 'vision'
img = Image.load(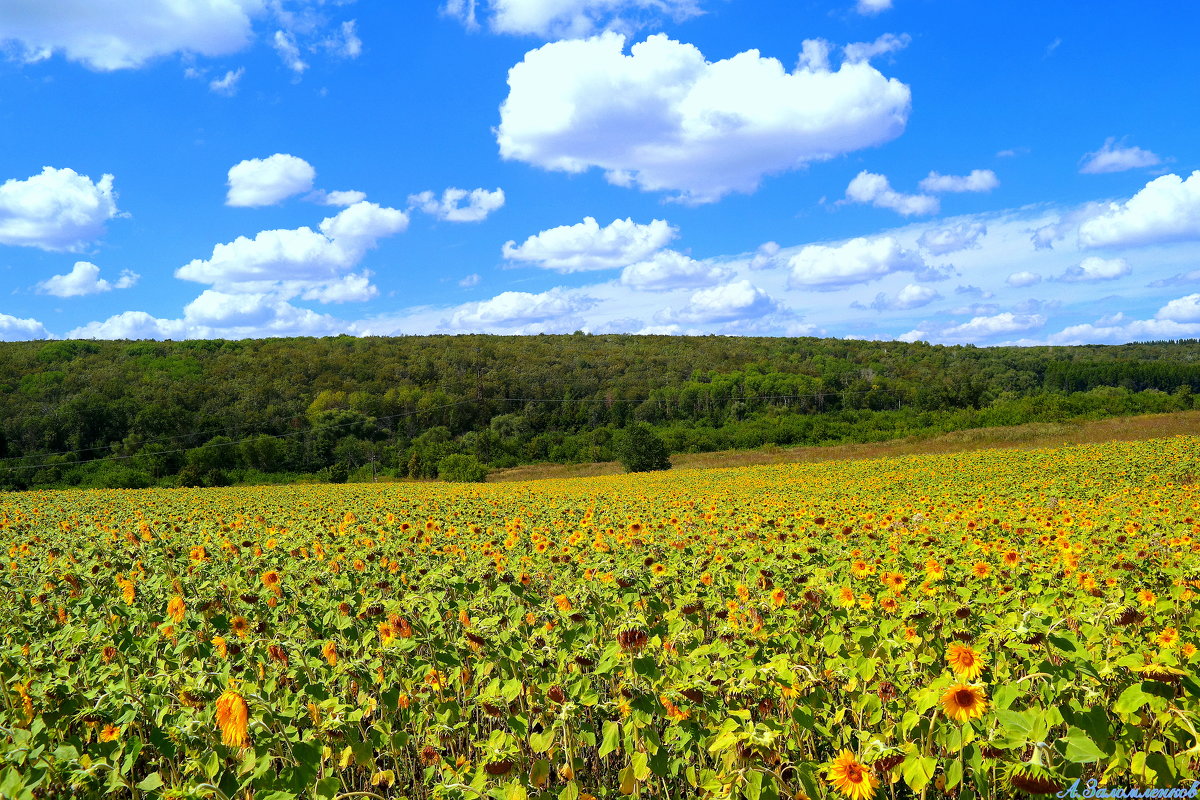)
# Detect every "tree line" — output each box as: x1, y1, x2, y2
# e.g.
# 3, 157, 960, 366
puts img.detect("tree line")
1, 334, 1197, 488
